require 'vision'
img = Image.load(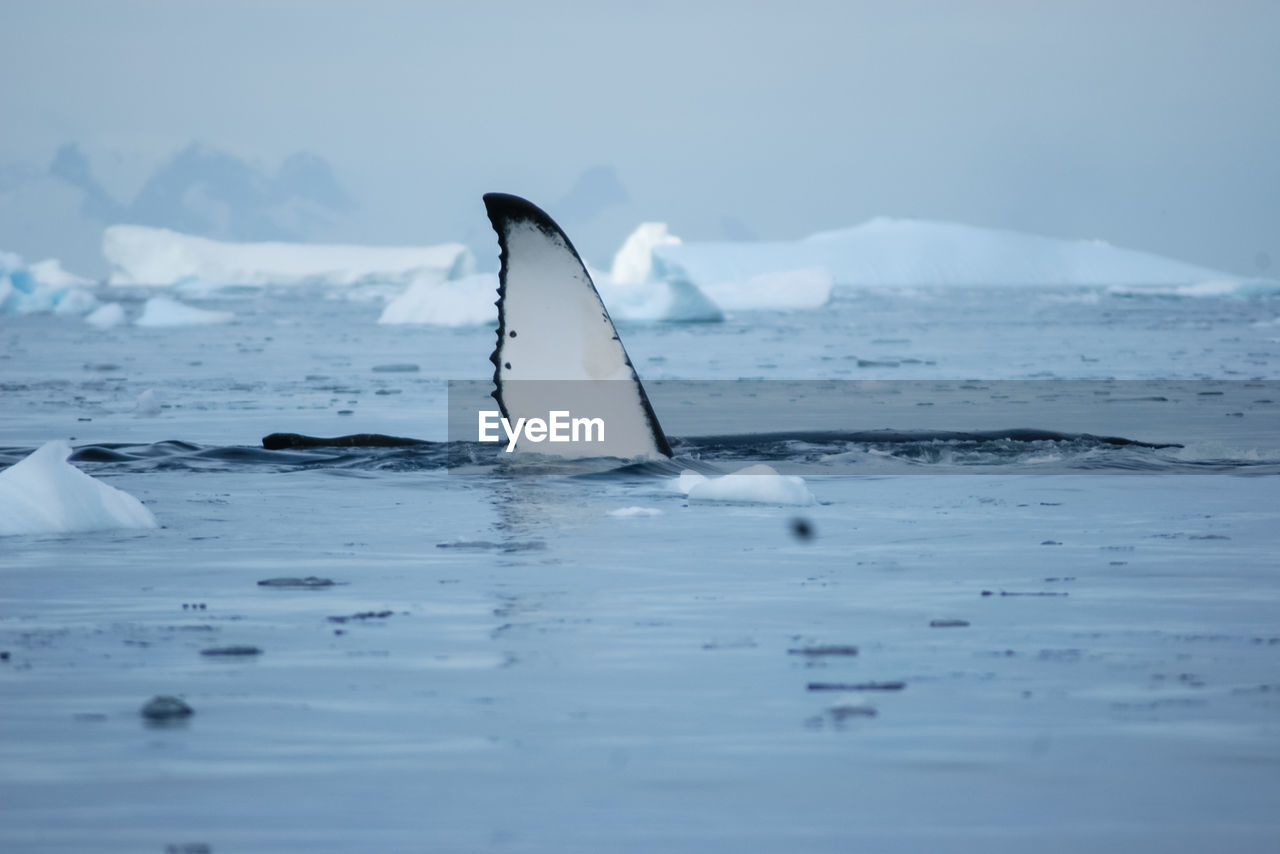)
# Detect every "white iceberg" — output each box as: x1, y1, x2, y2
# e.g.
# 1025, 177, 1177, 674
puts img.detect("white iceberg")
134, 388, 164, 416
1, 250, 99, 316
590, 223, 721, 322
85, 302, 126, 328
651, 217, 1270, 291
609, 222, 682, 286
0, 441, 158, 537
135, 296, 233, 327
674, 464, 816, 506
28, 258, 95, 288
610, 223, 822, 315
379, 272, 500, 327
103, 225, 475, 288
596, 275, 723, 323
